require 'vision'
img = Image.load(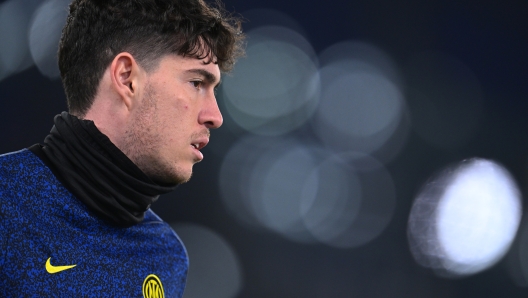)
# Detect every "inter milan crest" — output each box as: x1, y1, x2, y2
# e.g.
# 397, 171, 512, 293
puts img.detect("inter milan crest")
142, 274, 165, 298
